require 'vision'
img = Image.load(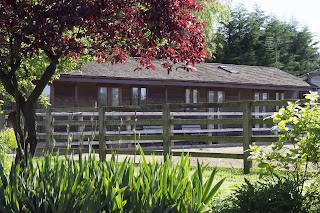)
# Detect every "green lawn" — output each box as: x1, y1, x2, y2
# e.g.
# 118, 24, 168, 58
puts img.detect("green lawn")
203, 167, 262, 195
